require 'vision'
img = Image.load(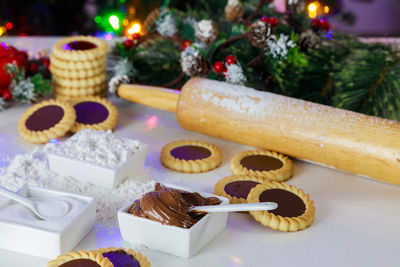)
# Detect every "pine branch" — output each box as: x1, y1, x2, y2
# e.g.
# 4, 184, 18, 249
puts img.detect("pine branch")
245, 0, 268, 26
